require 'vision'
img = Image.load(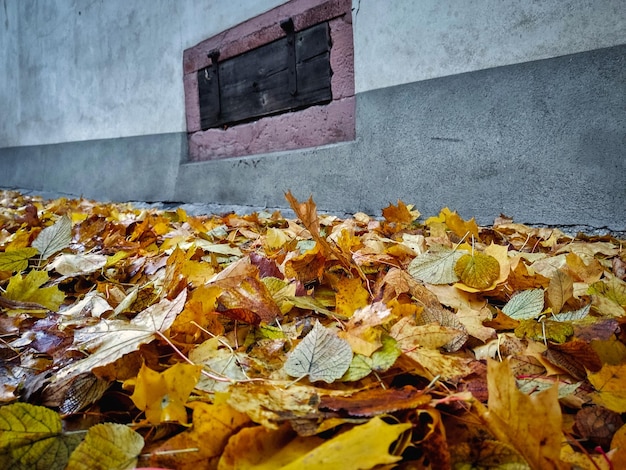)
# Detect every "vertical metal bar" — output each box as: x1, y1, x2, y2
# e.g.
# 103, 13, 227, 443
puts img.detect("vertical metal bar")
280, 18, 297, 96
